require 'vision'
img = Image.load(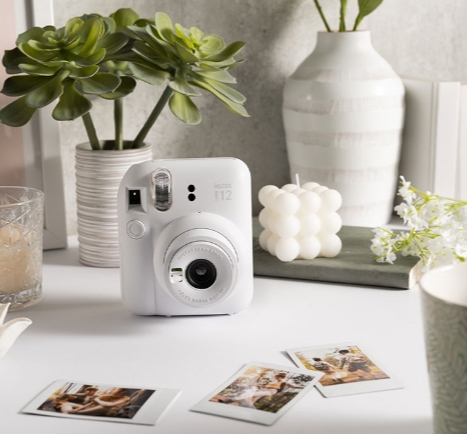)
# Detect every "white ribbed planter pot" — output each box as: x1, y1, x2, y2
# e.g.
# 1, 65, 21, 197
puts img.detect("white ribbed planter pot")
75, 142, 152, 267
283, 31, 405, 226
